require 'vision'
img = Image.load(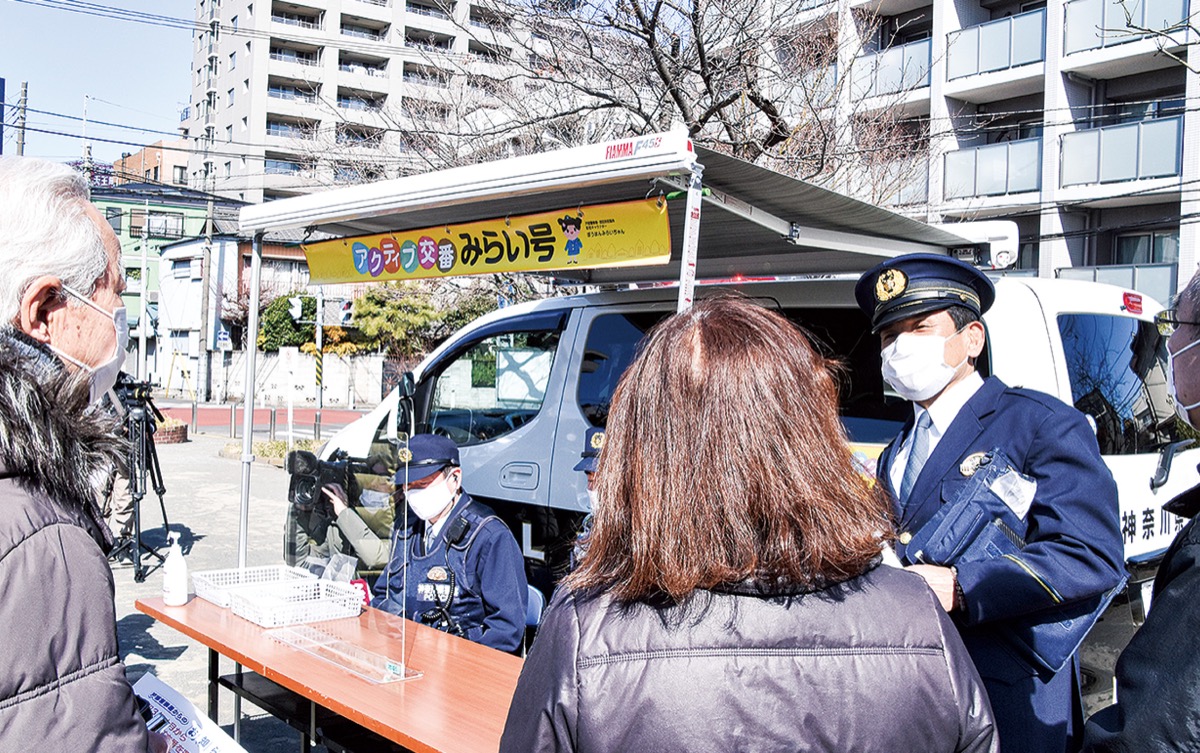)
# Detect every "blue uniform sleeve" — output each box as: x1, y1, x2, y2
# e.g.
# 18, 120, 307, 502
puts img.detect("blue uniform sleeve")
370, 536, 404, 614
469, 520, 529, 652
955, 403, 1124, 625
